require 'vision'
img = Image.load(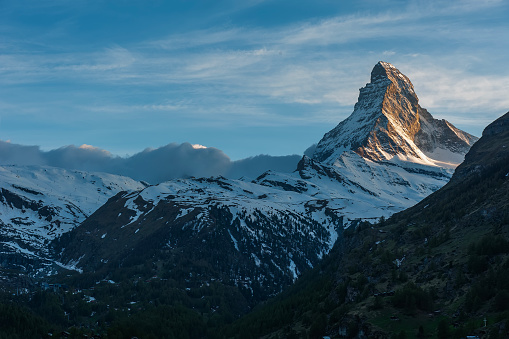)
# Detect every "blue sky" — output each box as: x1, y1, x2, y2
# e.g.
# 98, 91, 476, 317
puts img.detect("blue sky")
1, 0, 508, 160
